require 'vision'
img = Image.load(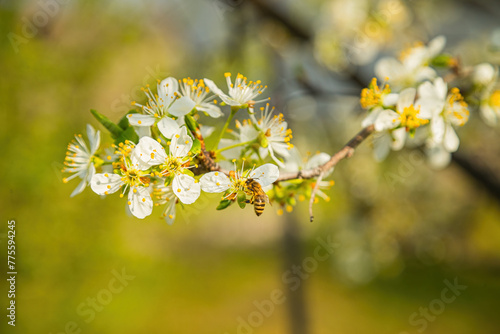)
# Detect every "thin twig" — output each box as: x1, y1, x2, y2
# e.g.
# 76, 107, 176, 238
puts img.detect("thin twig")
276, 125, 375, 182
309, 171, 324, 222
